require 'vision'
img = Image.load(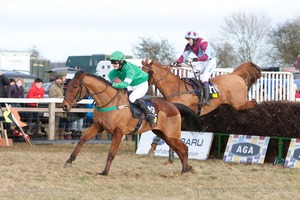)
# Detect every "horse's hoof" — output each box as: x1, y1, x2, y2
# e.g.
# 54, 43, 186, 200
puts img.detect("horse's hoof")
147, 146, 156, 157
164, 160, 174, 165
96, 172, 108, 176
182, 165, 193, 173
147, 150, 155, 157
64, 162, 72, 168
